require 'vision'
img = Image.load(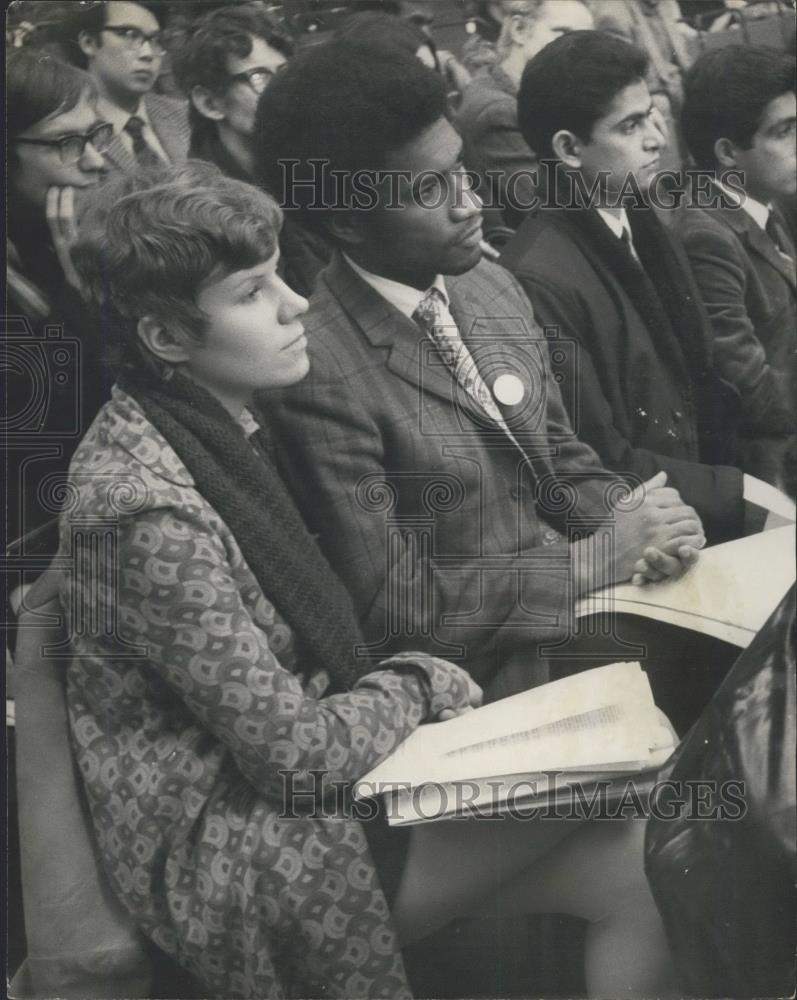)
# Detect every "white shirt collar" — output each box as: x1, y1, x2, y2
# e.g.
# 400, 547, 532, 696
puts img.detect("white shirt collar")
596, 207, 631, 241
343, 253, 449, 319
714, 178, 771, 231
238, 408, 260, 439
